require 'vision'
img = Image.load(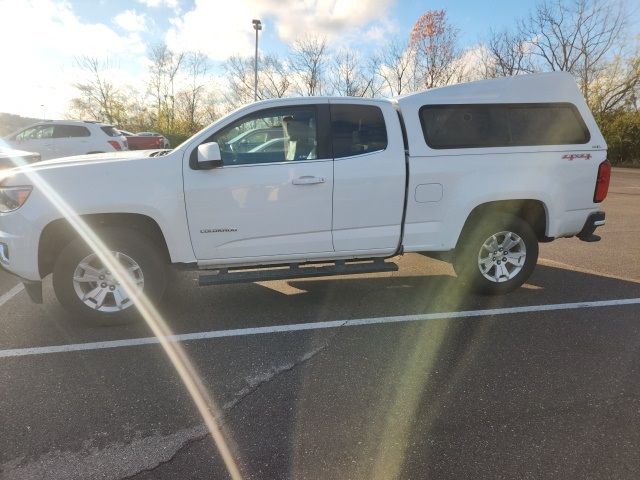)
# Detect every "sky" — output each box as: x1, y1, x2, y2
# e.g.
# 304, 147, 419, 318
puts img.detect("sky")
0, 0, 637, 119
